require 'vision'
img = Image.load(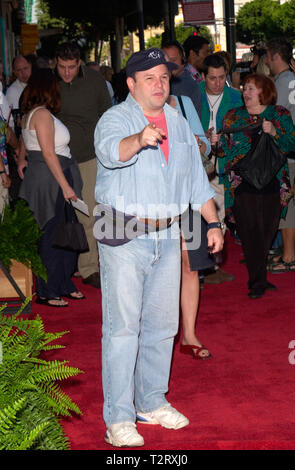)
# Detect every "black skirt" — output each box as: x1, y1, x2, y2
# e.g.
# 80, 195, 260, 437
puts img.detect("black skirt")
182, 206, 215, 272
19, 150, 82, 229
